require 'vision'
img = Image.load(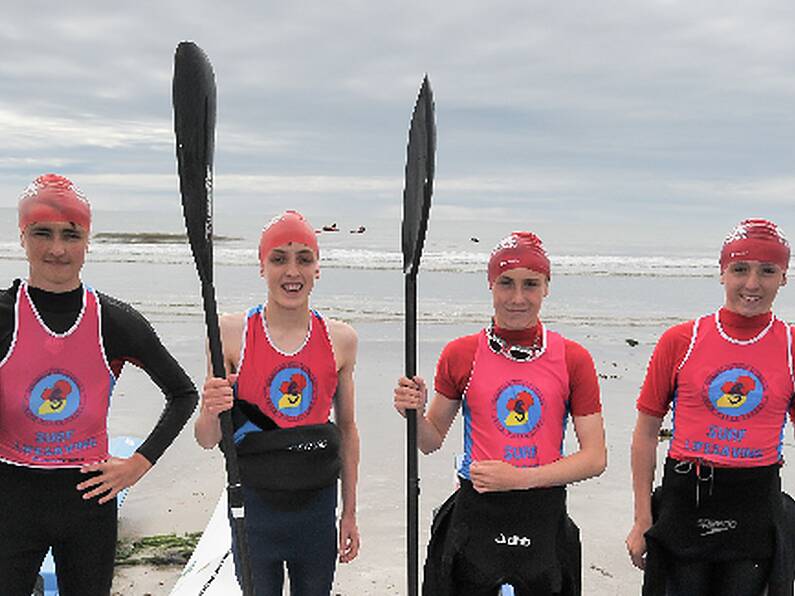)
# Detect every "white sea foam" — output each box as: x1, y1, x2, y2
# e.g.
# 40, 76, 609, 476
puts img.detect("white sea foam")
0, 238, 730, 328
0, 239, 717, 278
